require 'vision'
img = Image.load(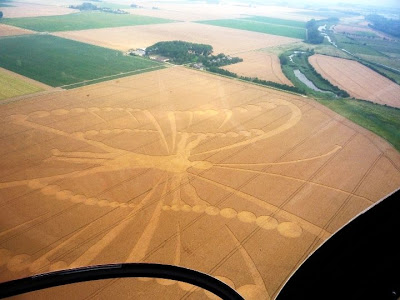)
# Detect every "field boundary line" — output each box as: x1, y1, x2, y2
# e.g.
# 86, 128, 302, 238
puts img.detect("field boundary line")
238, 18, 306, 30
192, 66, 306, 97
58, 65, 167, 89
